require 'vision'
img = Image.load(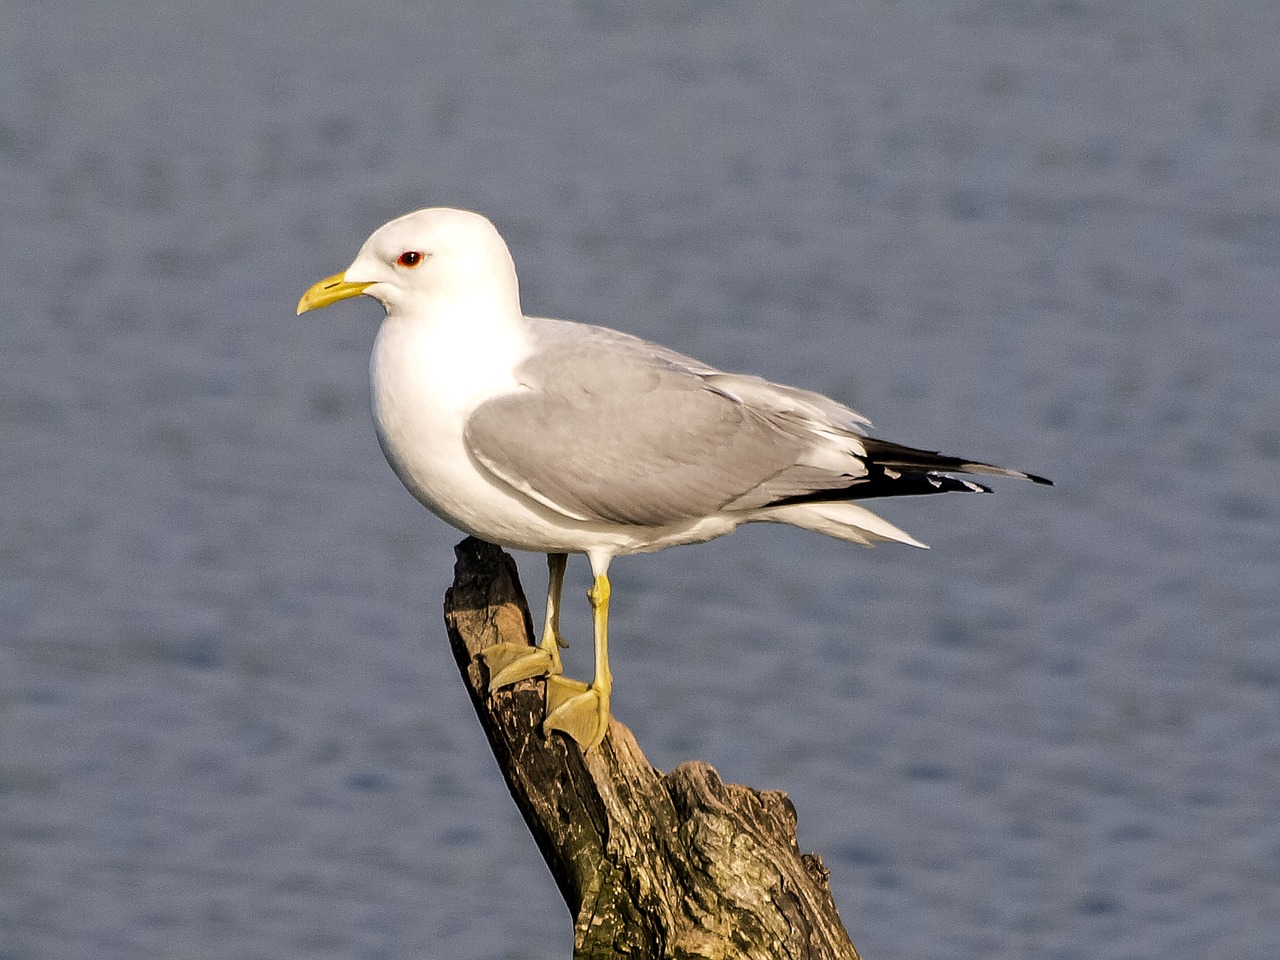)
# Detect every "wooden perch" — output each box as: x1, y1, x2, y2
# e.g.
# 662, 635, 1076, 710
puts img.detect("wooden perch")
442, 537, 862, 960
